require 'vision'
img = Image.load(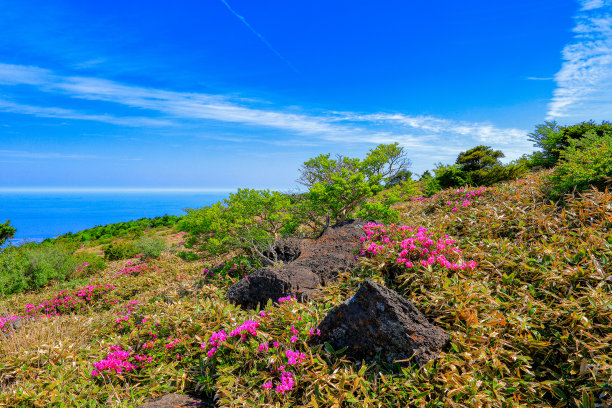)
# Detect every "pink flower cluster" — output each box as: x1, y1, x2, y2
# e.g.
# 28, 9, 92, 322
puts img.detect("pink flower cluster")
285, 349, 306, 366
229, 320, 260, 340
262, 350, 305, 394
445, 187, 490, 212
0, 315, 20, 333
274, 371, 295, 394
203, 329, 228, 357
91, 346, 136, 377
360, 223, 478, 272
24, 284, 116, 317
408, 194, 438, 202
277, 296, 294, 303
163, 337, 181, 349
114, 263, 158, 277
309, 328, 321, 336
